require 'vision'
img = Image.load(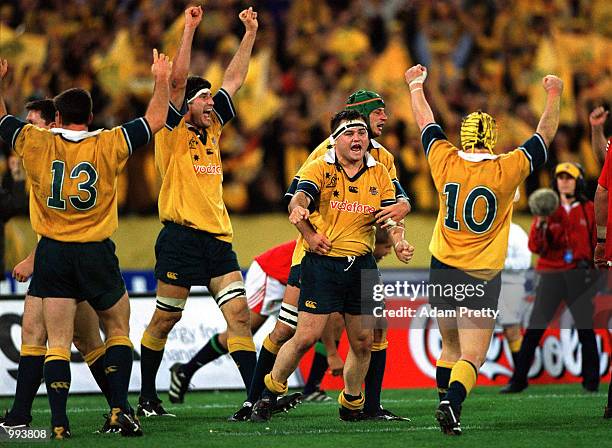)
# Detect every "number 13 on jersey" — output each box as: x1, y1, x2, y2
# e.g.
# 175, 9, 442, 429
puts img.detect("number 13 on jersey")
47, 160, 99, 211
